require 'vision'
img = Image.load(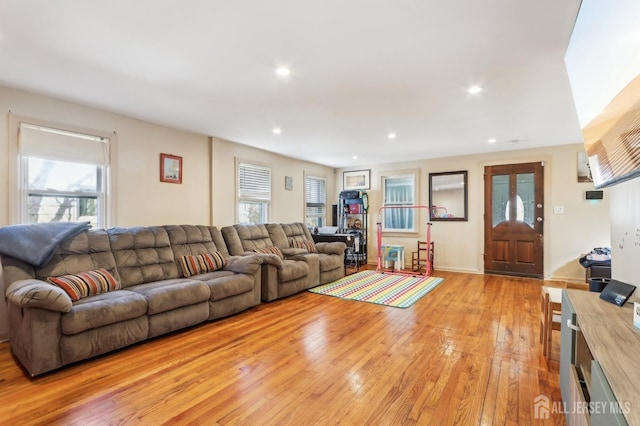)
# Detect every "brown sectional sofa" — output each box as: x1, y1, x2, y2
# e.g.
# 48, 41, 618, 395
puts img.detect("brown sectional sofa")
2, 224, 261, 376
2, 221, 346, 376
